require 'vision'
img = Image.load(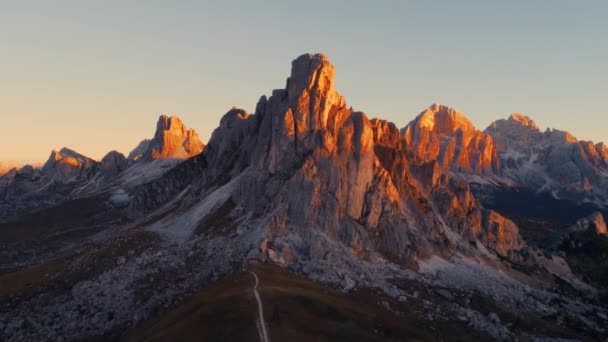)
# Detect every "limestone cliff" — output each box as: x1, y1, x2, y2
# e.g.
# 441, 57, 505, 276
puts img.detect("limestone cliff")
403, 104, 500, 175
131, 53, 523, 261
